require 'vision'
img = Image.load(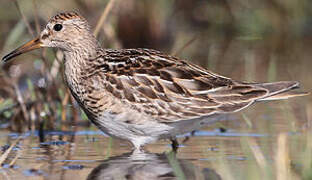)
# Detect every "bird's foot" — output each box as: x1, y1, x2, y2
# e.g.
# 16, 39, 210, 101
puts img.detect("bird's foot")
170, 138, 179, 152
182, 130, 196, 144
